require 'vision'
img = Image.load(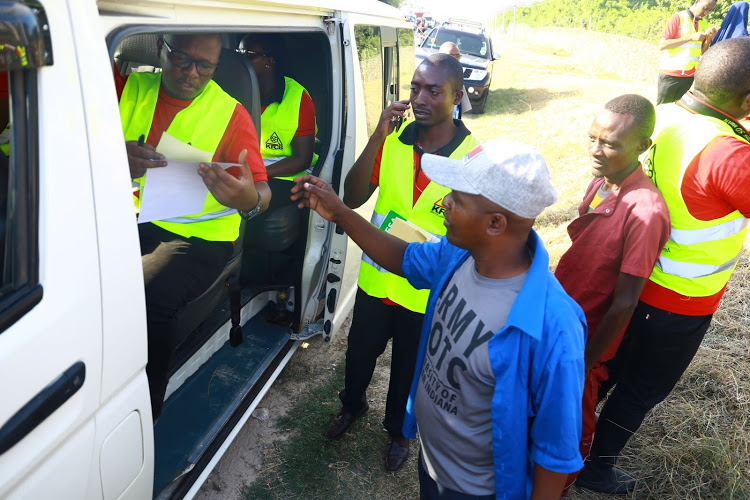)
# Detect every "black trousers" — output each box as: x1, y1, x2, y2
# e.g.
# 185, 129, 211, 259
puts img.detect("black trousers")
139, 223, 233, 420
590, 301, 712, 462
340, 289, 423, 438
656, 74, 694, 105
